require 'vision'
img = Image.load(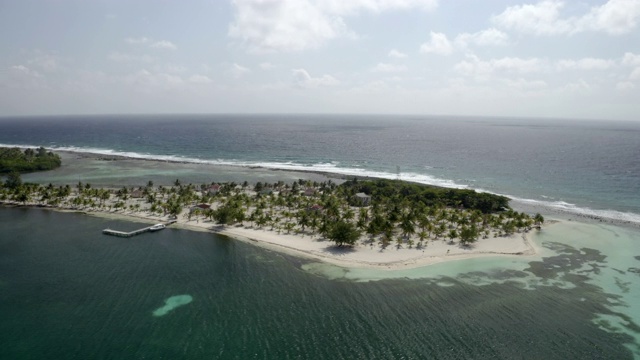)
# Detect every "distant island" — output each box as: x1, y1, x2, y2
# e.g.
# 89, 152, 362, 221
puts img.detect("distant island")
0, 146, 62, 174
1, 174, 544, 269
